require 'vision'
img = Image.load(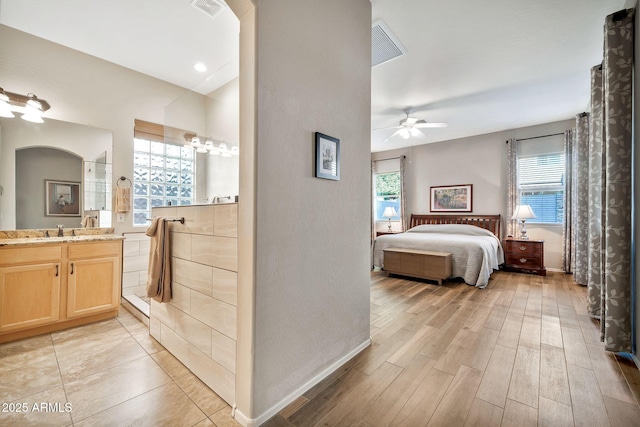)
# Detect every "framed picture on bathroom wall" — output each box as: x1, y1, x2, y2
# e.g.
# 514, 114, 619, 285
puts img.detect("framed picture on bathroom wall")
45, 180, 81, 216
